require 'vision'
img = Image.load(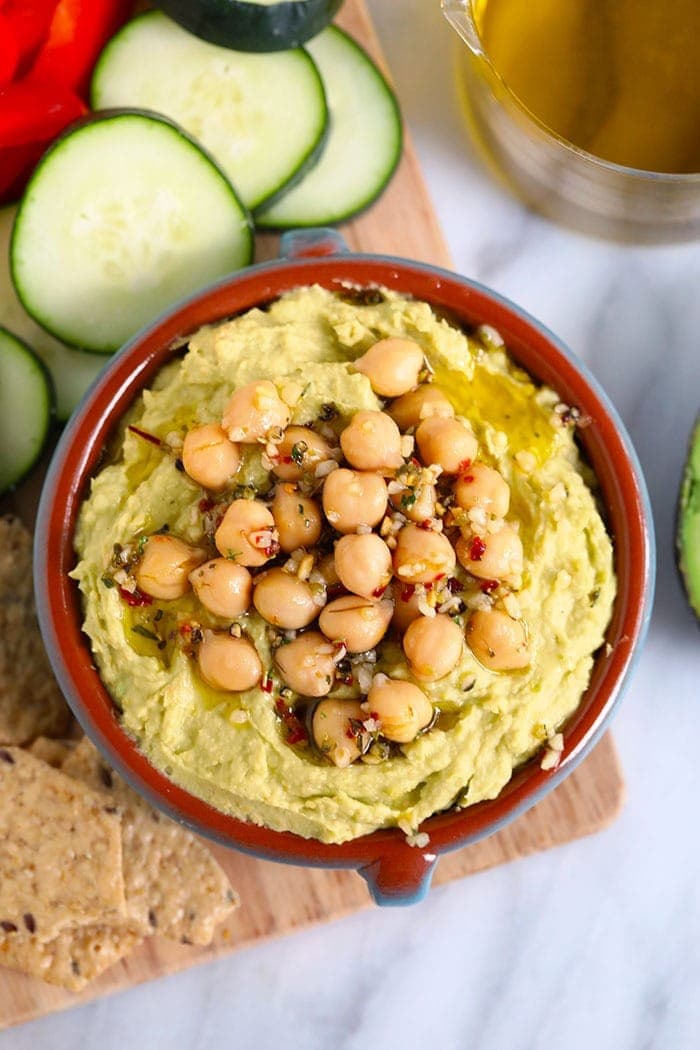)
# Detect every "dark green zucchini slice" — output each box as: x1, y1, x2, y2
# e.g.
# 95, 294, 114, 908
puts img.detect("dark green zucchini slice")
152, 0, 344, 52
